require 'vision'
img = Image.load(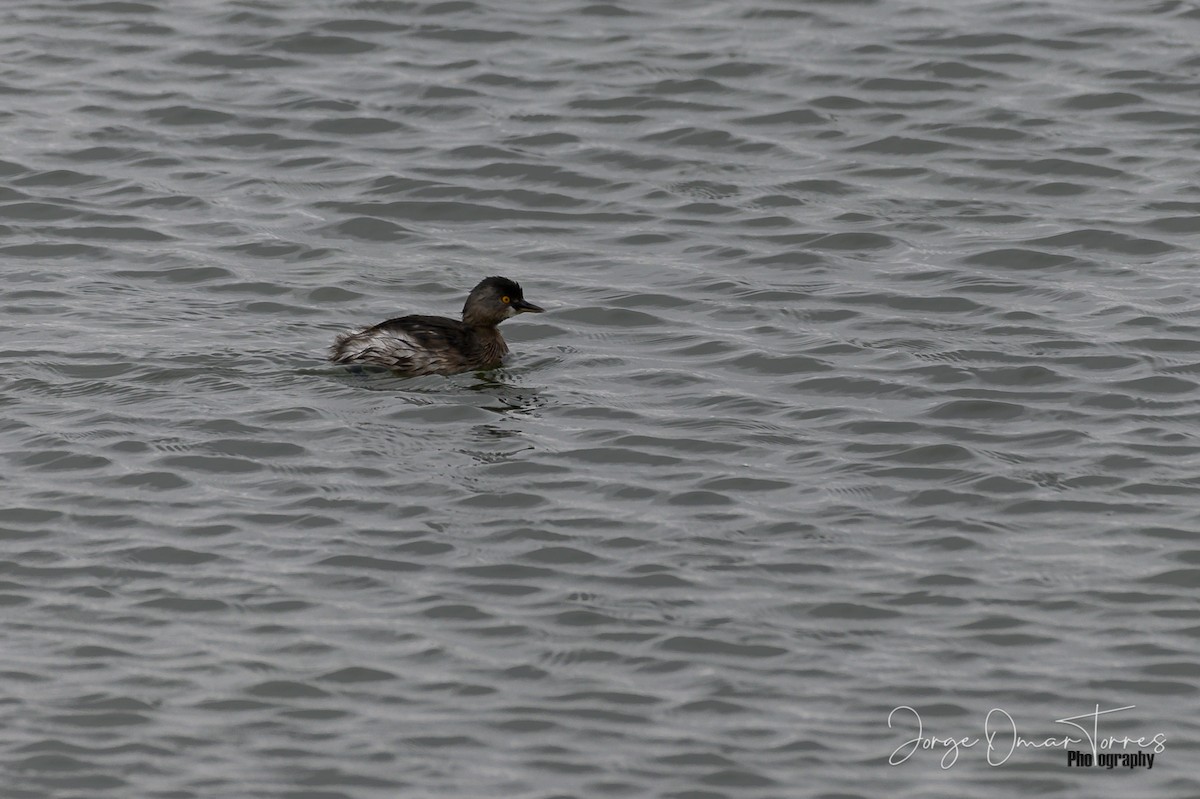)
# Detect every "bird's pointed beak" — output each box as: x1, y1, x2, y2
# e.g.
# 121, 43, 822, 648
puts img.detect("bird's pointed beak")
512, 298, 544, 314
